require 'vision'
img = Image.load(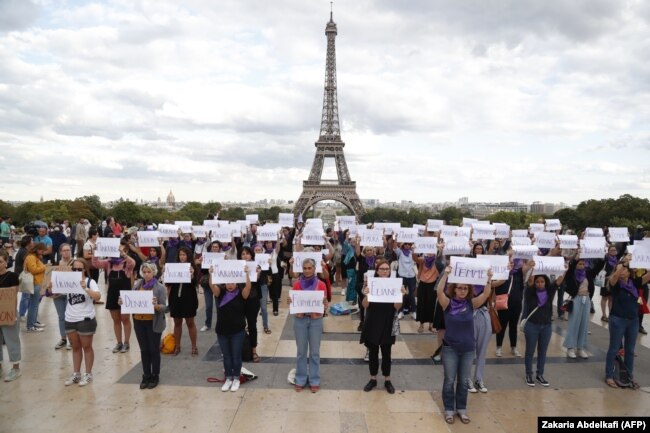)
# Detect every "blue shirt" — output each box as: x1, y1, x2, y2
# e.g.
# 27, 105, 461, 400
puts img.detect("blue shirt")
394, 248, 416, 278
